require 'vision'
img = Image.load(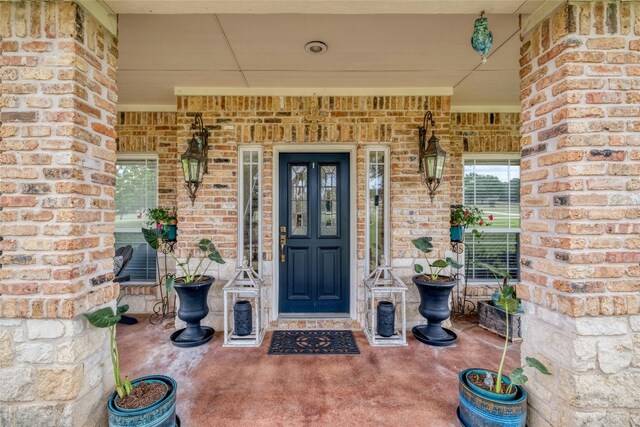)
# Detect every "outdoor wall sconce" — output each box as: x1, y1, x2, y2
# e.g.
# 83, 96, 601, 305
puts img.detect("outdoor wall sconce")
418, 110, 446, 203
181, 113, 209, 206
